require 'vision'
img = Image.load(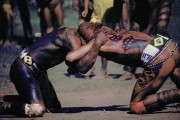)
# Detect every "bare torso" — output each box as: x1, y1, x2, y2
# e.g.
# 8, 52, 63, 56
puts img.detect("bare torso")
99, 30, 153, 67
26, 27, 82, 70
